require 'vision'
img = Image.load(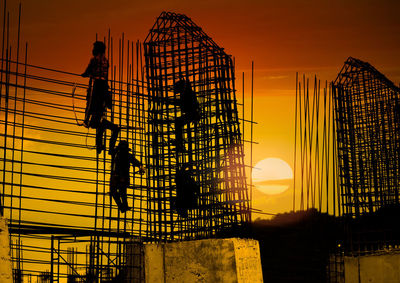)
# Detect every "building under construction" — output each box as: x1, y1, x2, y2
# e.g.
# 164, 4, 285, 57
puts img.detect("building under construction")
333, 57, 400, 218
292, 58, 400, 277
0, 9, 251, 282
